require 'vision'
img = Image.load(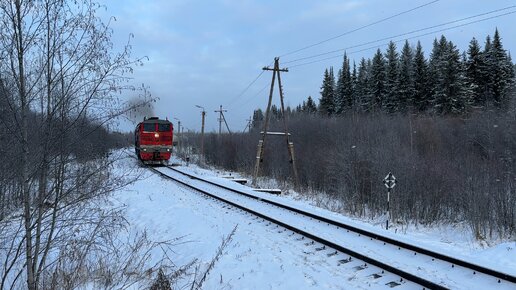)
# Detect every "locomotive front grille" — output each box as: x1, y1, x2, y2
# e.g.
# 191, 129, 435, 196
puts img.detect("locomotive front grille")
139, 145, 173, 152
